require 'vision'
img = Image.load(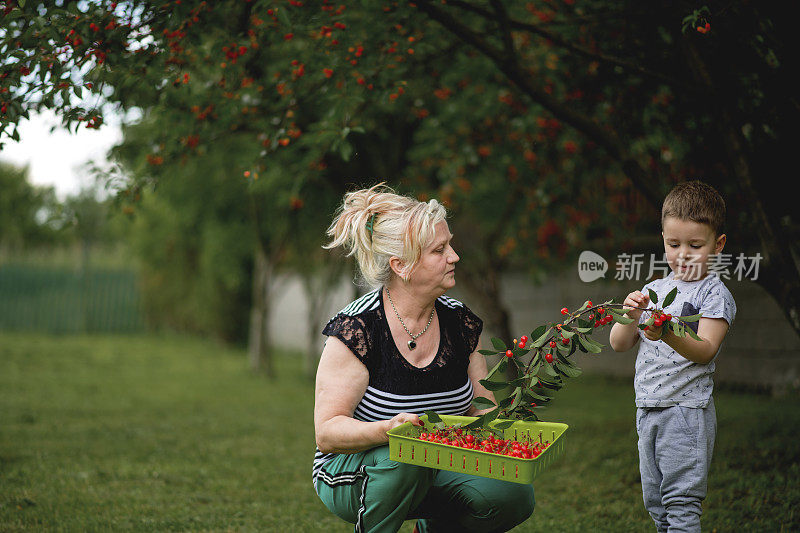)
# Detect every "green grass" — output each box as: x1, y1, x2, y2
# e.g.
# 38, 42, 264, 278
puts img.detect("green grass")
1, 333, 798, 532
